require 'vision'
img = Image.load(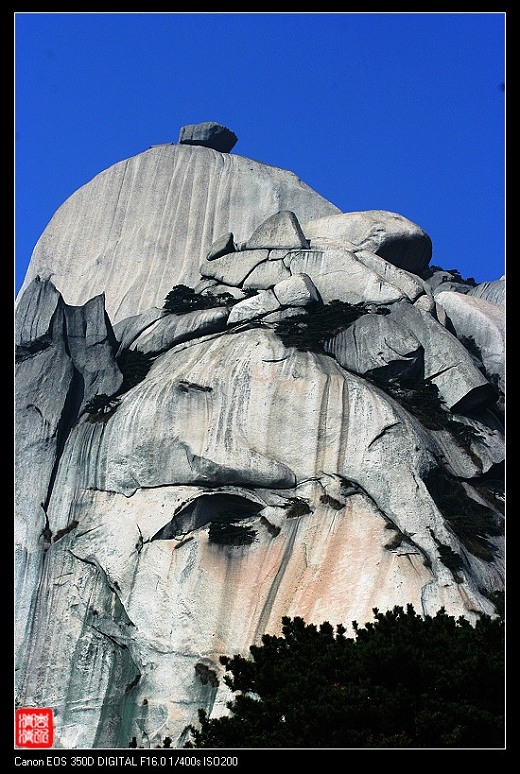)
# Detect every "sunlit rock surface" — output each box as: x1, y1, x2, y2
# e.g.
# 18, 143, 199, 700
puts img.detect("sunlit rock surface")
303, 210, 433, 274
435, 290, 505, 393
15, 128, 504, 749
20, 143, 339, 324
467, 277, 505, 306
